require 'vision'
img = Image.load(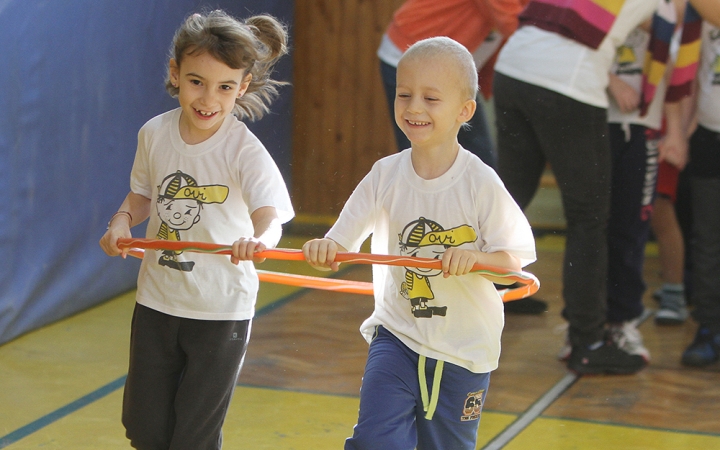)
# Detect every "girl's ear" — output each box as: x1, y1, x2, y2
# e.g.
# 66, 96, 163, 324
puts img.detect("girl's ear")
238, 72, 252, 98
169, 59, 179, 87
458, 98, 477, 124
